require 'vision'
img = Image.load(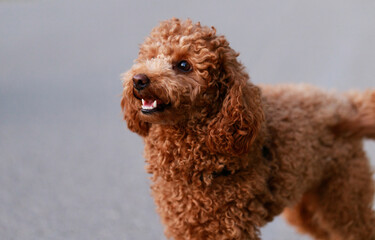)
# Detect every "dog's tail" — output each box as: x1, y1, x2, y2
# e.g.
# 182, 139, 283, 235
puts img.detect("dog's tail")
333, 90, 375, 139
